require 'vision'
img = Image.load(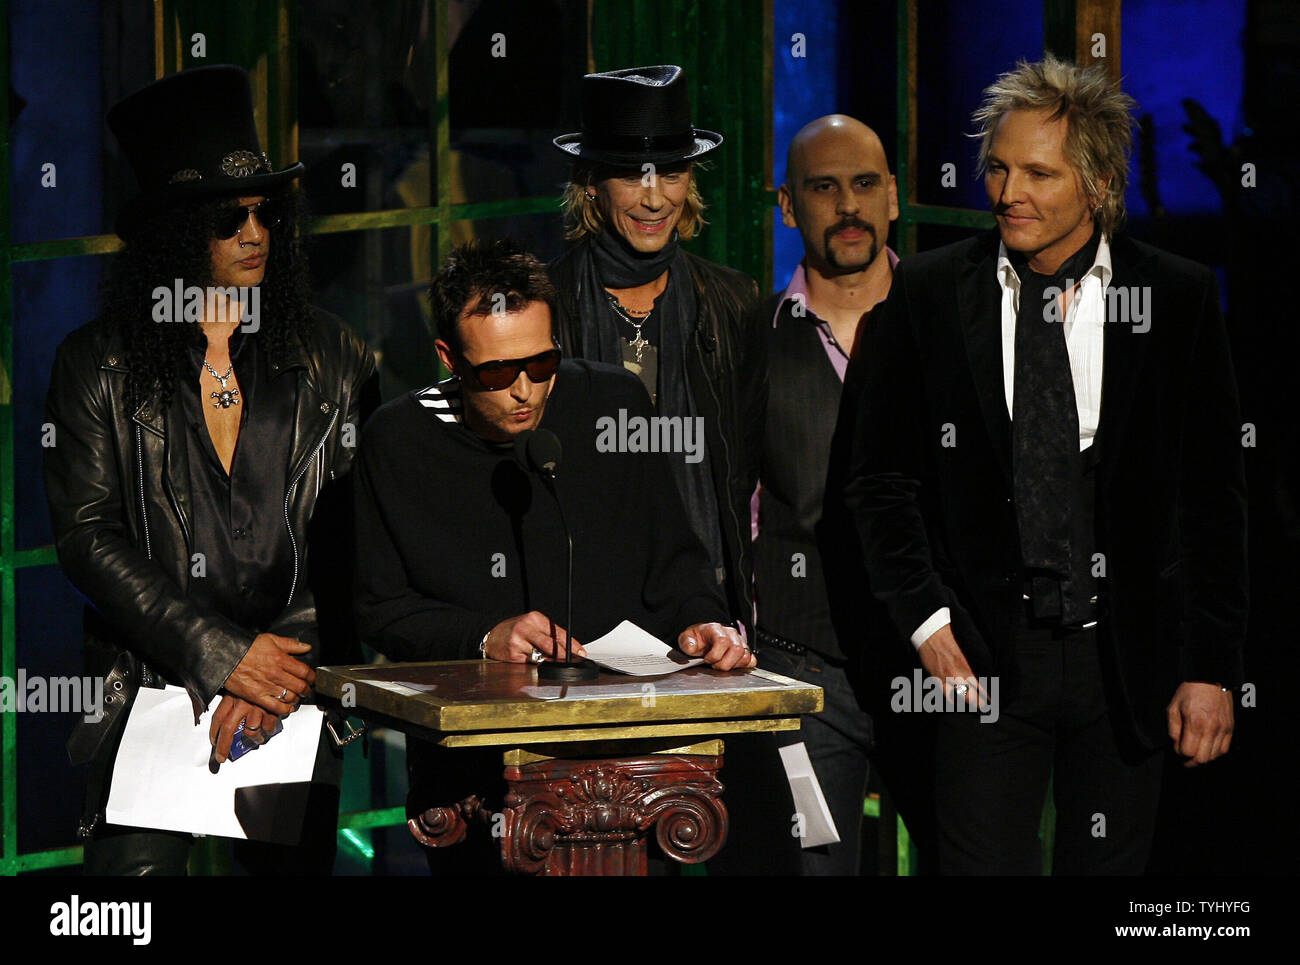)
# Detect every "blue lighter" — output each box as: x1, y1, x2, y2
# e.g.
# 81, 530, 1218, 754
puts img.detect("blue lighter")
228, 717, 285, 762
